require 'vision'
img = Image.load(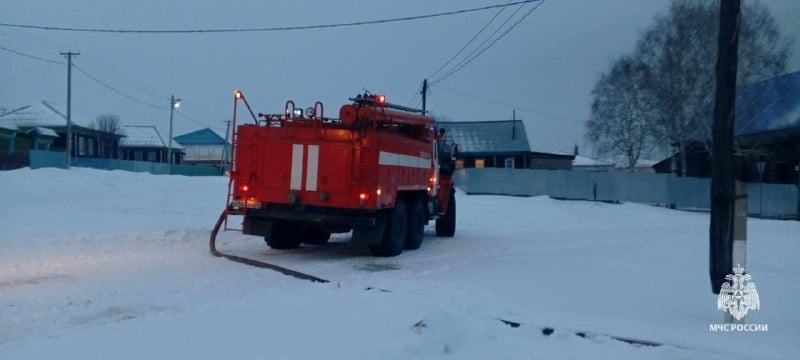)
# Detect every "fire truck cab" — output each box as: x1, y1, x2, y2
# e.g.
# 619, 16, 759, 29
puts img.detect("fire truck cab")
226, 92, 457, 257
